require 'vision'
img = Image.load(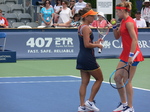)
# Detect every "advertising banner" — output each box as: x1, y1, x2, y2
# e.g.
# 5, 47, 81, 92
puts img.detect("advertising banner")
3, 30, 150, 59
0, 50, 16, 62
